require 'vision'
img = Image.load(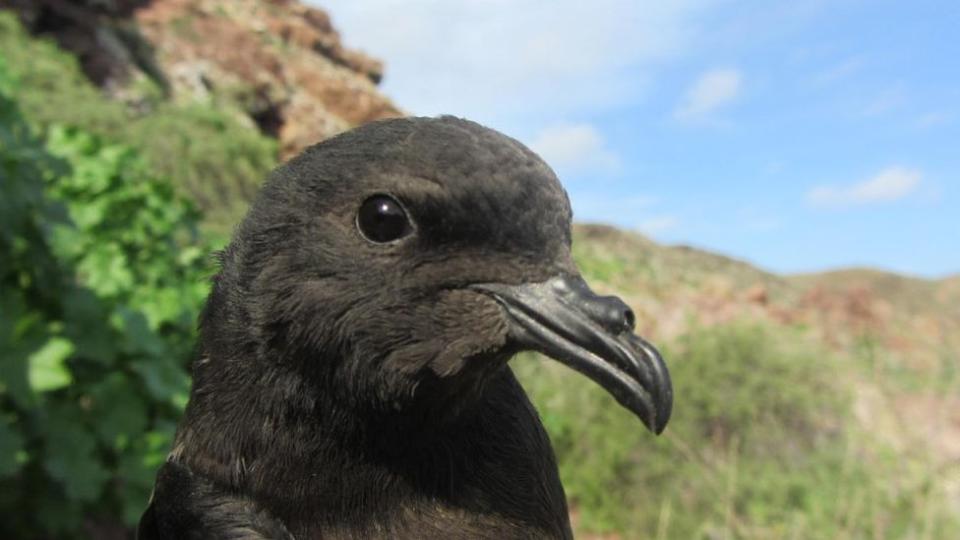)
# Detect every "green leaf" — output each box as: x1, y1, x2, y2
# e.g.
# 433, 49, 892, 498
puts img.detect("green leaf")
177, 245, 203, 266
112, 308, 167, 357
131, 358, 190, 409
0, 296, 38, 408
89, 373, 148, 448
62, 287, 116, 364
117, 425, 175, 526
34, 493, 84, 535
0, 416, 25, 477
27, 337, 73, 392
137, 287, 188, 329
67, 196, 109, 229
40, 405, 110, 503
46, 222, 86, 261
77, 243, 134, 297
